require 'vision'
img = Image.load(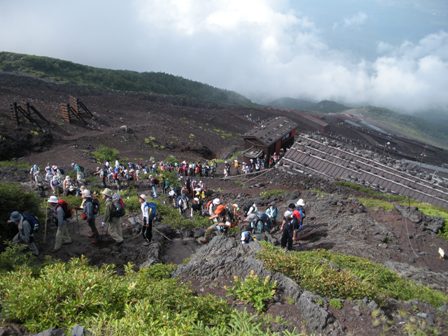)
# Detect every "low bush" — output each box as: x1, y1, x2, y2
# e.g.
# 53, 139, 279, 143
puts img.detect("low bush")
258, 243, 448, 307
0, 256, 297, 335
227, 270, 277, 312
91, 145, 119, 163
260, 189, 286, 199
